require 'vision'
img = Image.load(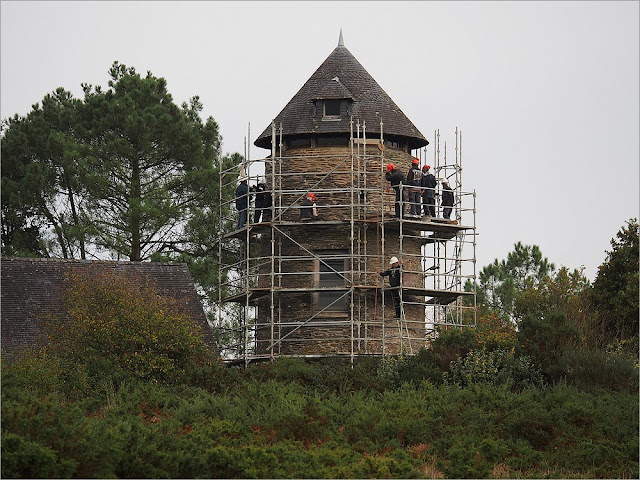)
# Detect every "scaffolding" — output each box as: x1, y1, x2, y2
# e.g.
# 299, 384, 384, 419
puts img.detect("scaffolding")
217, 121, 476, 363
